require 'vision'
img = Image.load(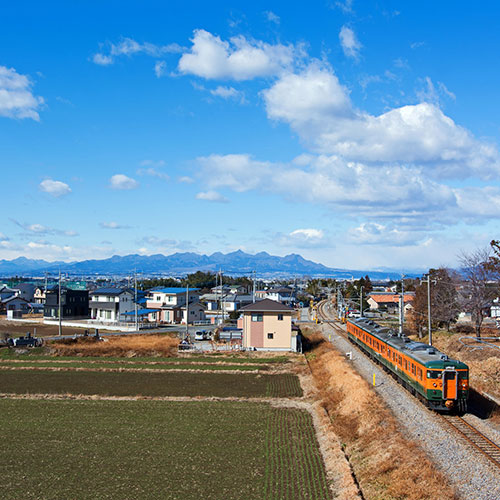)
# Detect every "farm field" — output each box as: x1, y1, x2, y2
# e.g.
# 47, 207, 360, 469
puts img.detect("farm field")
0, 349, 291, 364
0, 369, 302, 398
0, 399, 331, 500
0, 359, 274, 371
0, 317, 121, 337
